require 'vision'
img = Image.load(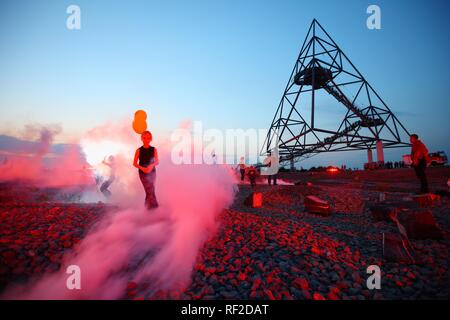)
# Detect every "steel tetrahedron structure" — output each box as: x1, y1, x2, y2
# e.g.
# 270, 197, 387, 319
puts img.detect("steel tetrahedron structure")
262, 19, 410, 163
